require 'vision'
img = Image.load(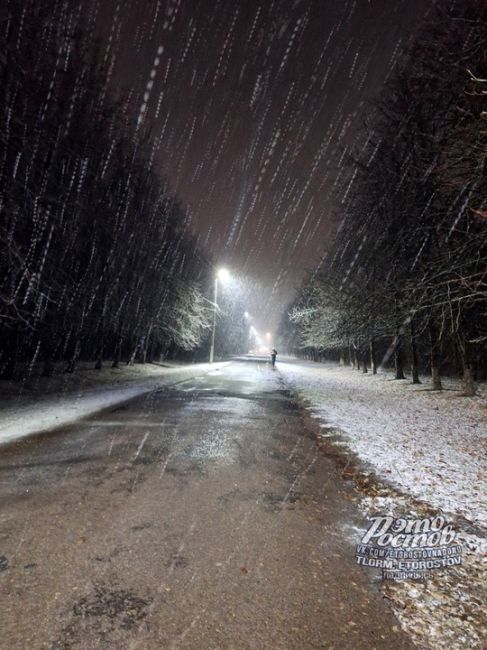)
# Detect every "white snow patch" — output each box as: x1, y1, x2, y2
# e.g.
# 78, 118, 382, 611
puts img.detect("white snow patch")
0, 362, 229, 446
279, 359, 487, 531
